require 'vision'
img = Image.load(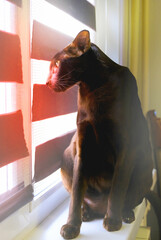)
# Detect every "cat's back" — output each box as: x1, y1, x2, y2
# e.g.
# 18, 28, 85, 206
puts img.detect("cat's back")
77, 64, 130, 123
78, 44, 142, 128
